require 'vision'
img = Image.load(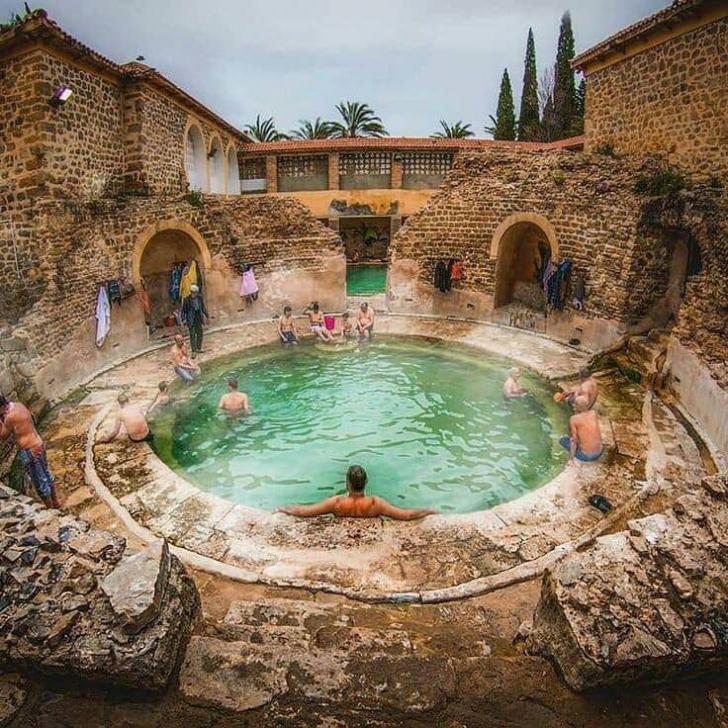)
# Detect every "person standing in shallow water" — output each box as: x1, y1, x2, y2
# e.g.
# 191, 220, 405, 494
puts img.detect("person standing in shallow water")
218, 378, 250, 415
277, 465, 436, 520
0, 393, 61, 509
357, 302, 374, 340
503, 367, 527, 398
